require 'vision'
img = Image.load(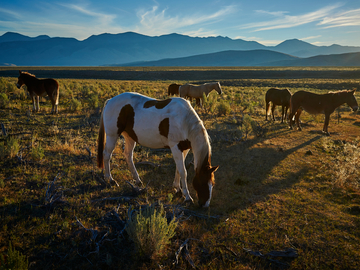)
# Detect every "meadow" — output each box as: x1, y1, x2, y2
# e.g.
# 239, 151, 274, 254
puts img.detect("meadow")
0, 67, 360, 269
